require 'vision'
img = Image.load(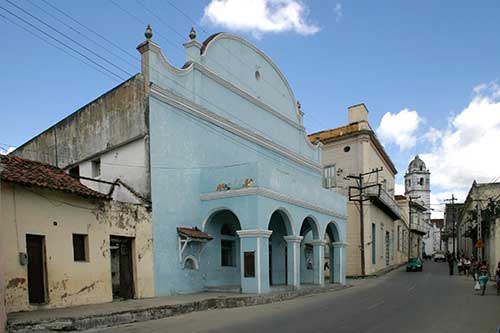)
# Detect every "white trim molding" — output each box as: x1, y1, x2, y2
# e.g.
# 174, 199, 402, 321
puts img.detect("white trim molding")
311, 240, 328, 246
283, 235, 304, 243
332, 241, 348, 248
237, 229, 273, 238
201, 187, 347, 220
150, 85, 322, 173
